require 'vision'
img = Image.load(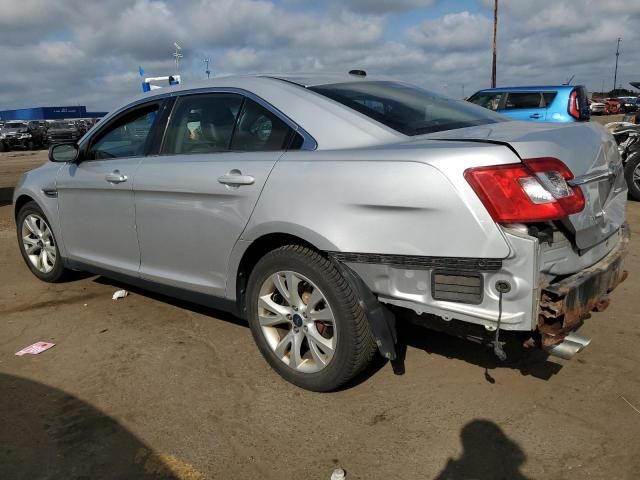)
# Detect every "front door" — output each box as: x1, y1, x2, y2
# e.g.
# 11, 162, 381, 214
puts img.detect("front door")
56, 104, 160, 274
134, 93, 300, 297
